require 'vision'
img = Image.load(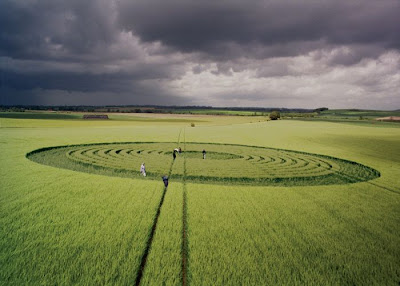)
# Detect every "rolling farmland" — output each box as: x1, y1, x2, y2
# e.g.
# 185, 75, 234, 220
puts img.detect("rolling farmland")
1, 114, 399, 285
